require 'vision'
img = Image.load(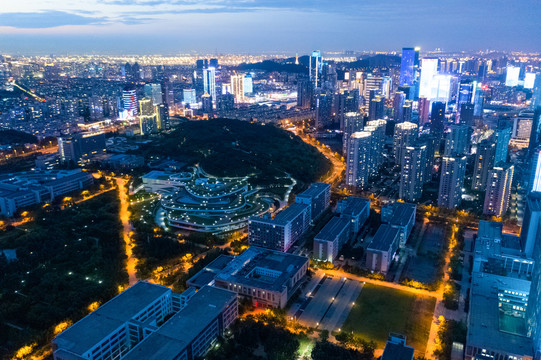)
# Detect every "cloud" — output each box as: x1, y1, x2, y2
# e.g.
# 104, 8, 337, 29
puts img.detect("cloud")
0, 11, 107, 28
